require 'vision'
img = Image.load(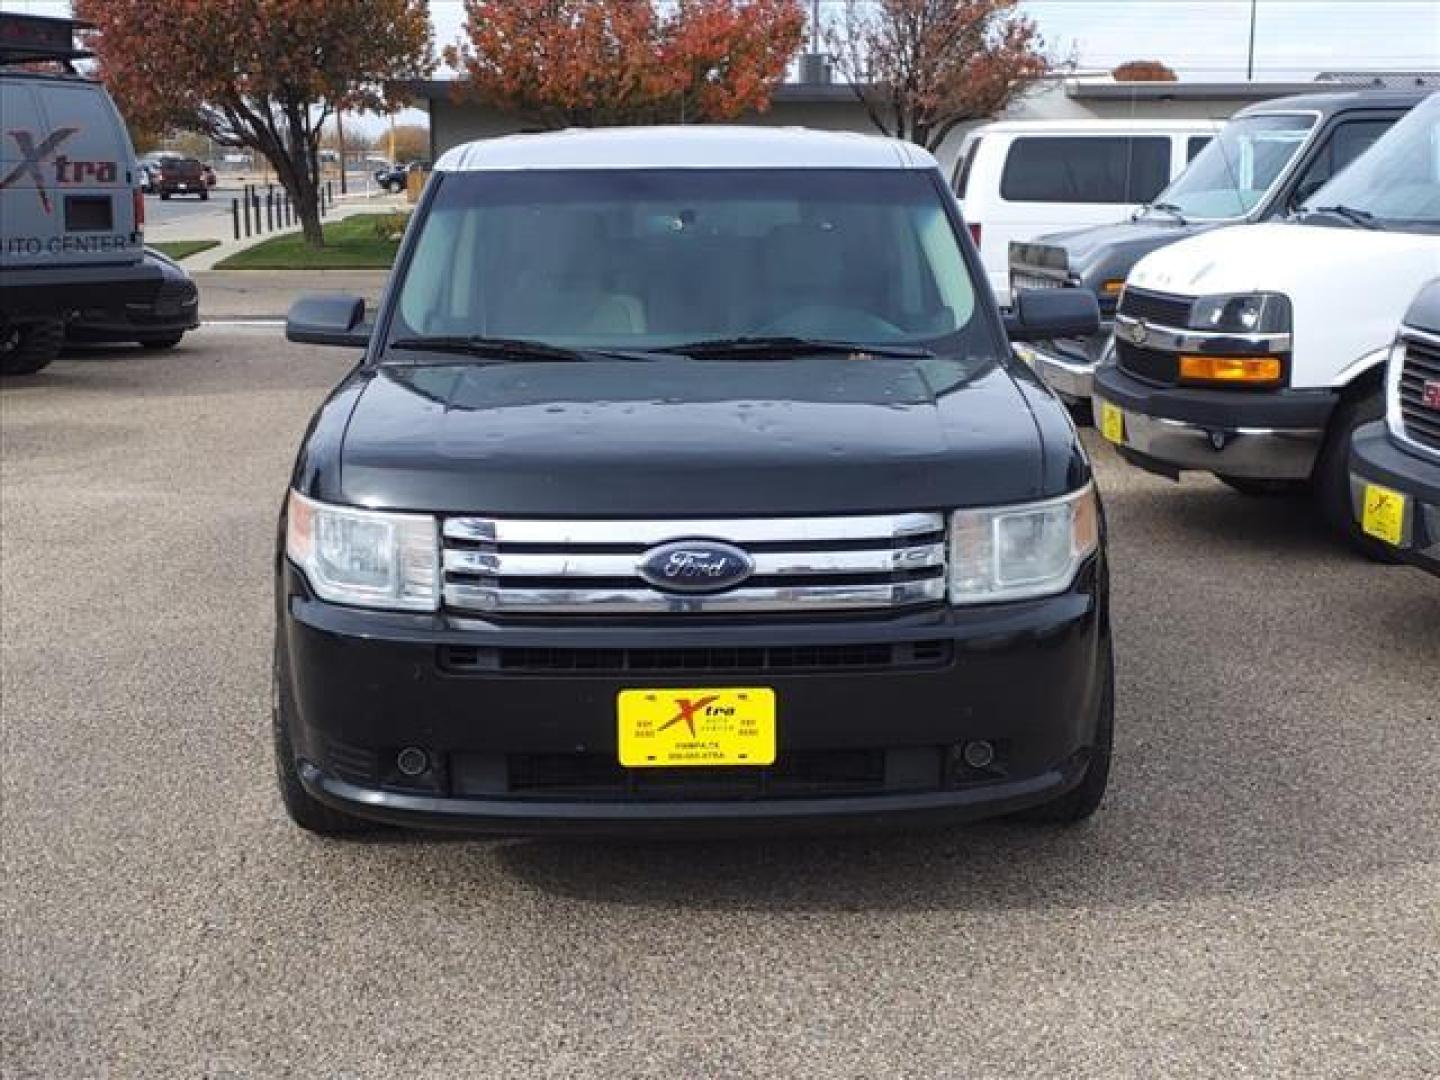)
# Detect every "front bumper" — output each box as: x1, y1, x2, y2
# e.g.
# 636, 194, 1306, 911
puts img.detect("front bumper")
1093, 366, 1336, 481
277, 558, 1109, 834
66, 290, 199, 342
1016, 331, 1113, 402
1349, 421, 1440, 575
